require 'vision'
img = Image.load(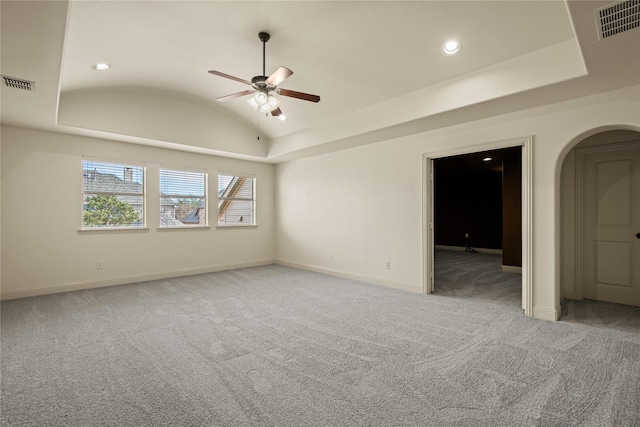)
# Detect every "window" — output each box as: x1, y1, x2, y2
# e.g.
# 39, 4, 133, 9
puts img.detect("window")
82, 160, 145, 229
218, 173, 255, 226
160, 168, 207, 227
